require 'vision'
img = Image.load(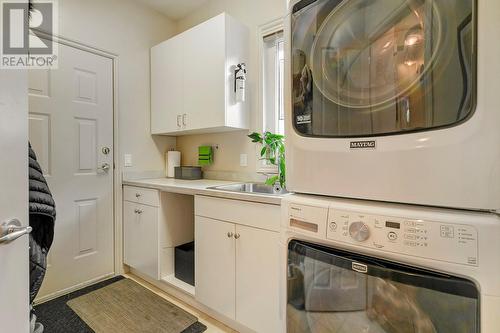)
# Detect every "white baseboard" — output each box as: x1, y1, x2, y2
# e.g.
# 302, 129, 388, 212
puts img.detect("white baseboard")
33, 272, 116, 305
